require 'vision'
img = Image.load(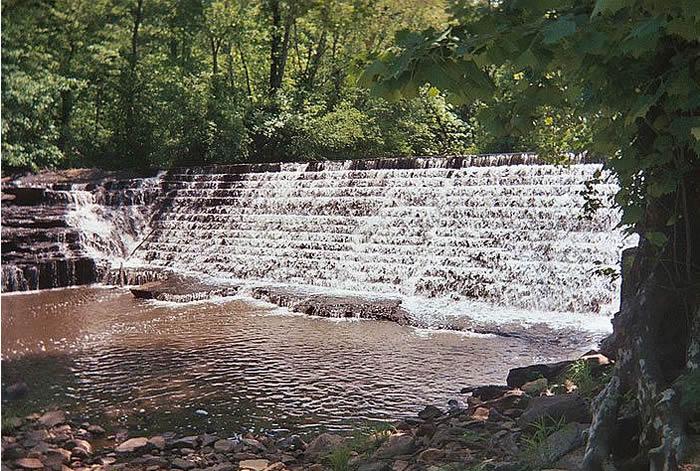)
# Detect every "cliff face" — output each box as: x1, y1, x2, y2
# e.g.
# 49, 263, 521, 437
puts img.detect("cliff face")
1, 169, 162, 292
